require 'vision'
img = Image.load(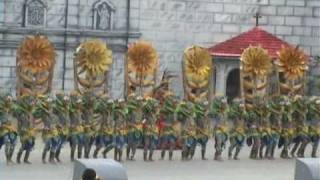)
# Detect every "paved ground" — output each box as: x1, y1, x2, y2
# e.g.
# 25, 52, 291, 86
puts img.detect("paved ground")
0, 139, 308, 180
